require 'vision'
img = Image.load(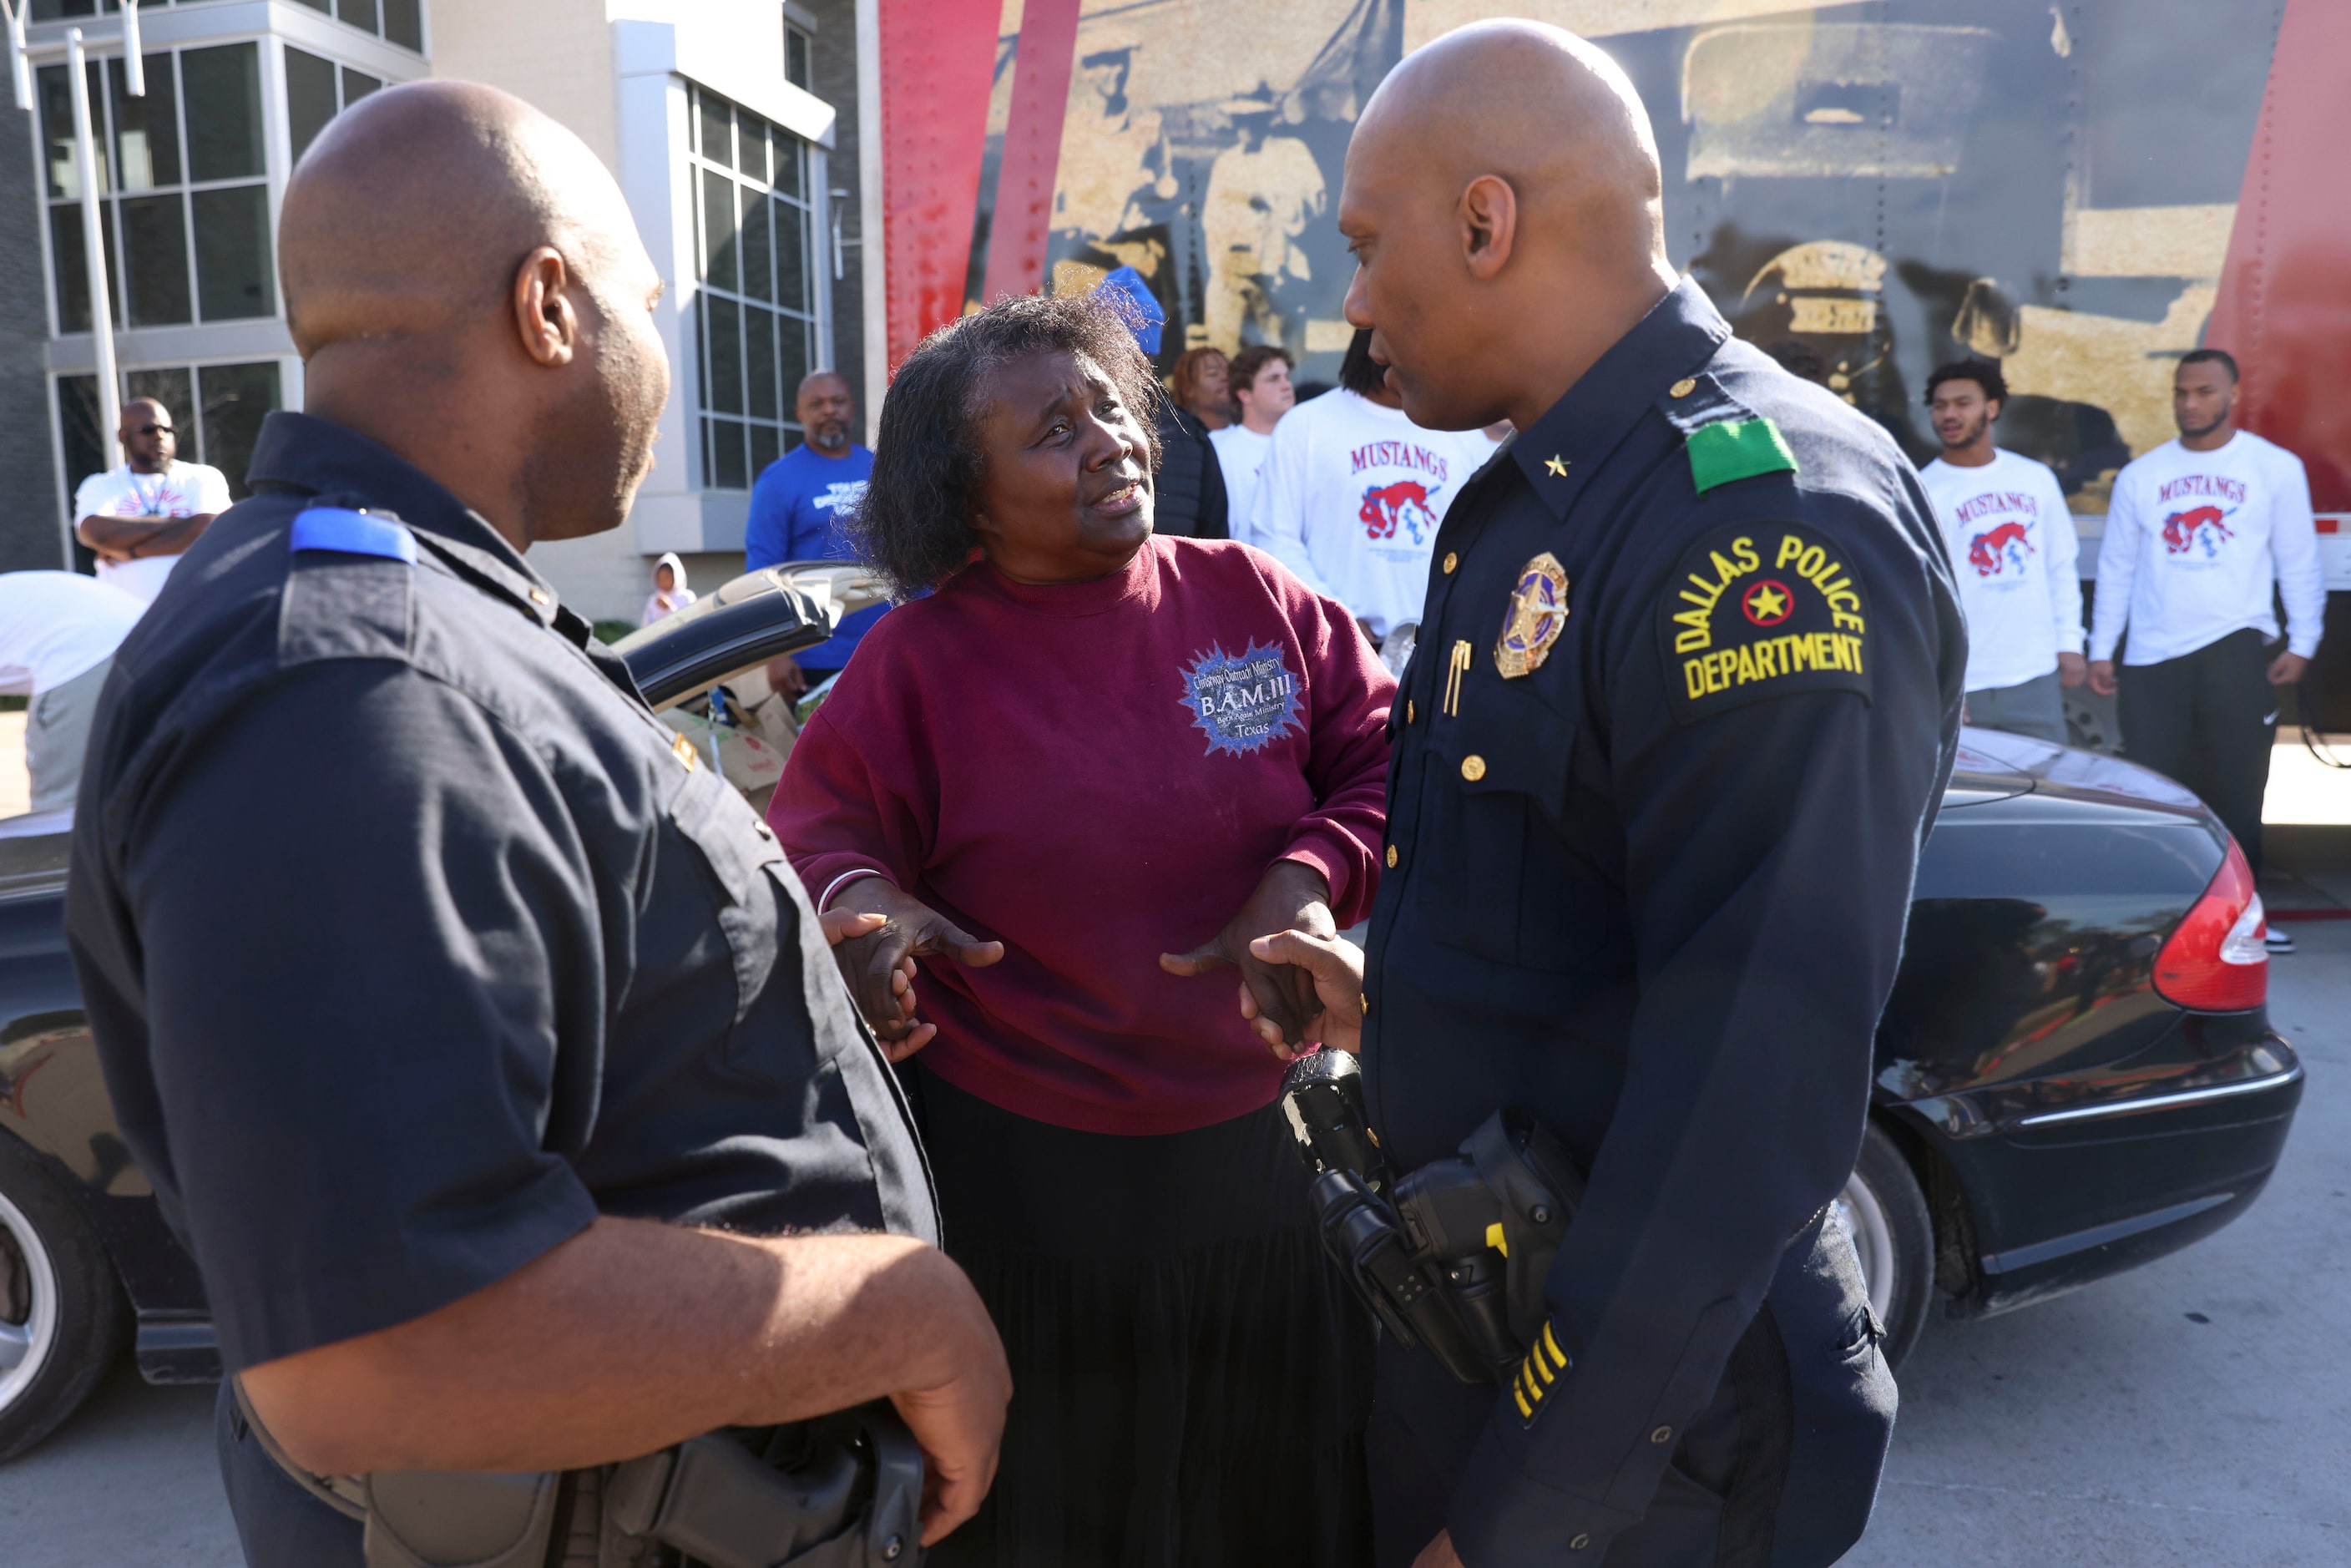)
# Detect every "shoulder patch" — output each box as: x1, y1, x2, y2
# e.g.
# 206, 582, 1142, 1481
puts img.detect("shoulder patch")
281, 507, 417, 665
290, 506, 416, 564
1686, 419, 1798, 495
1657, 521, 1869, 724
